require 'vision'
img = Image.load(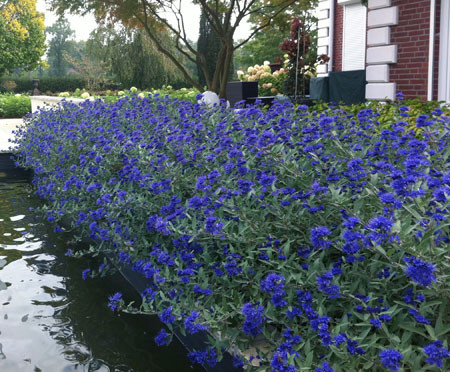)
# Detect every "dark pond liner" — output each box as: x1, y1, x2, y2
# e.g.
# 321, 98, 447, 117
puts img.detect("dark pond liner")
0, 153, 32, 183
118, 263, 241, 372
1, 154, 242, 372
